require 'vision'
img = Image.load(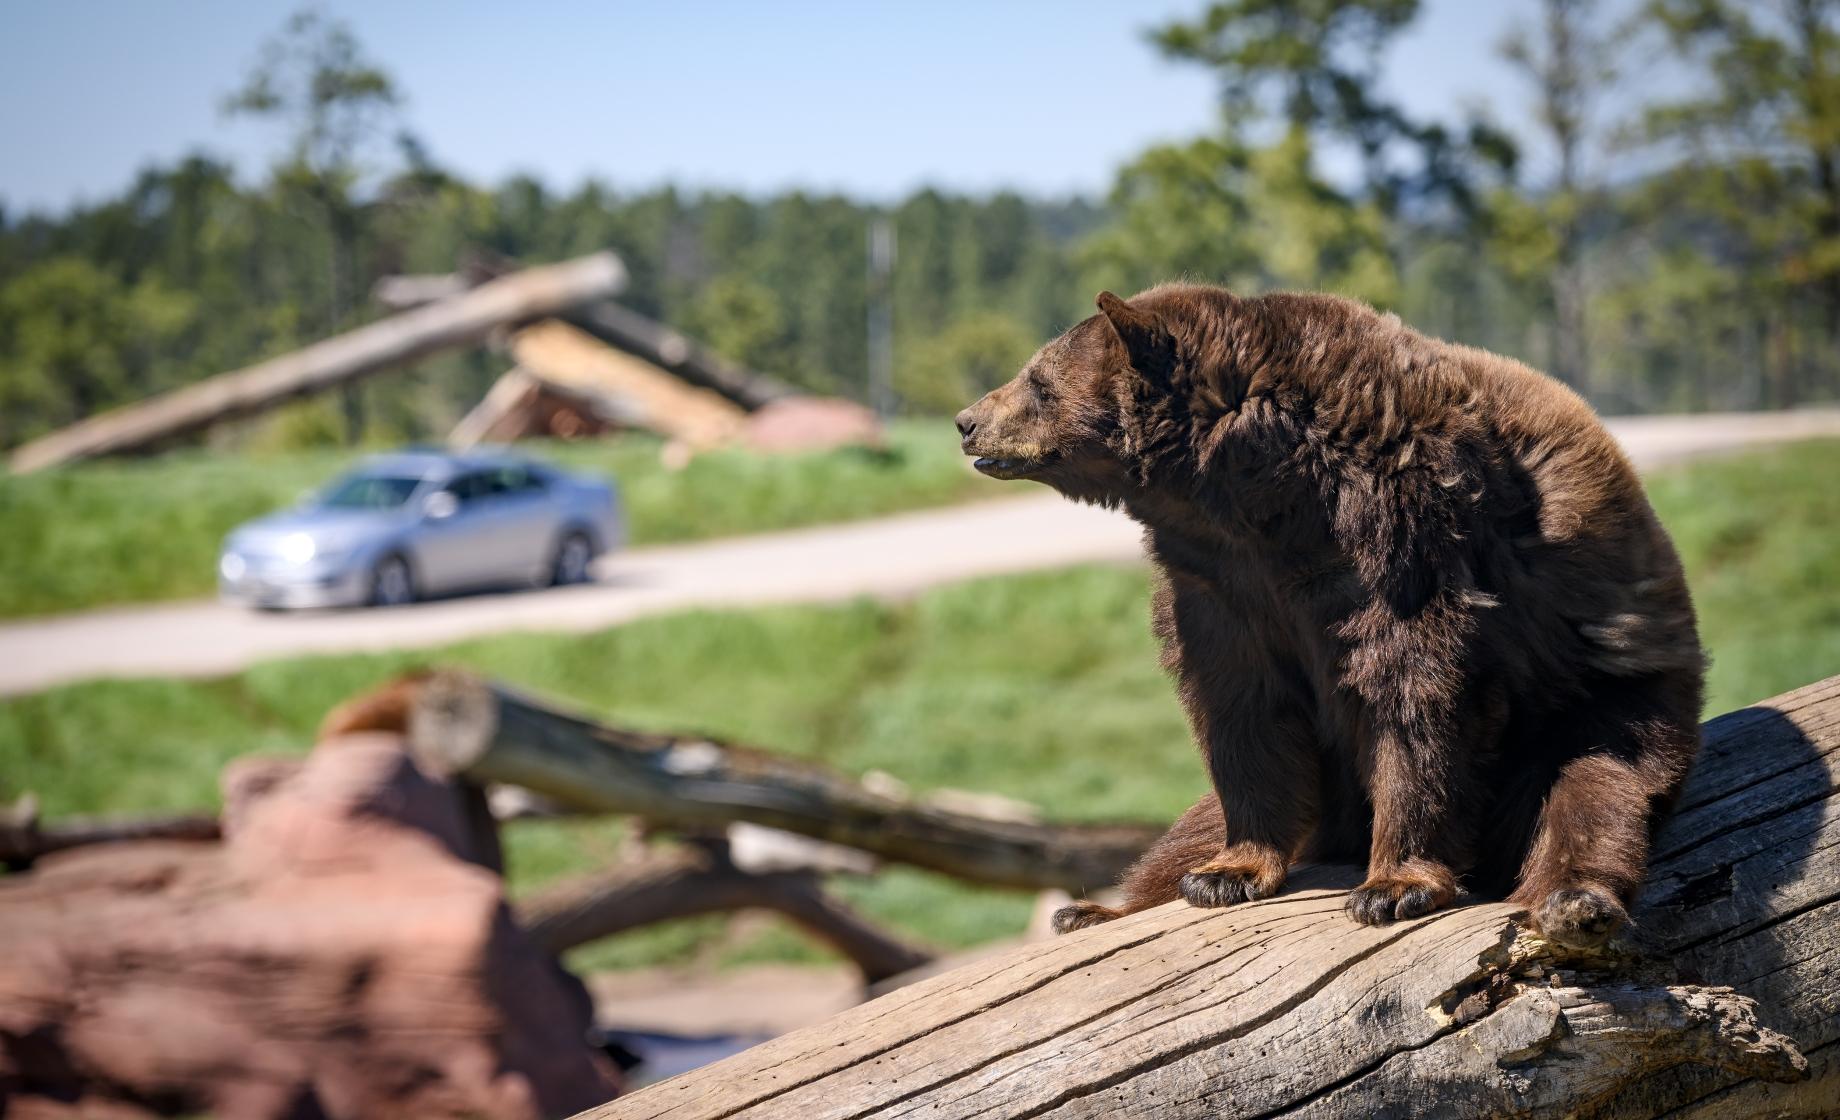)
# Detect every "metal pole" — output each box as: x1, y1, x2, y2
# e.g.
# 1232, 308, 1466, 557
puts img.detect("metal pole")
867, 215, 897, 419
